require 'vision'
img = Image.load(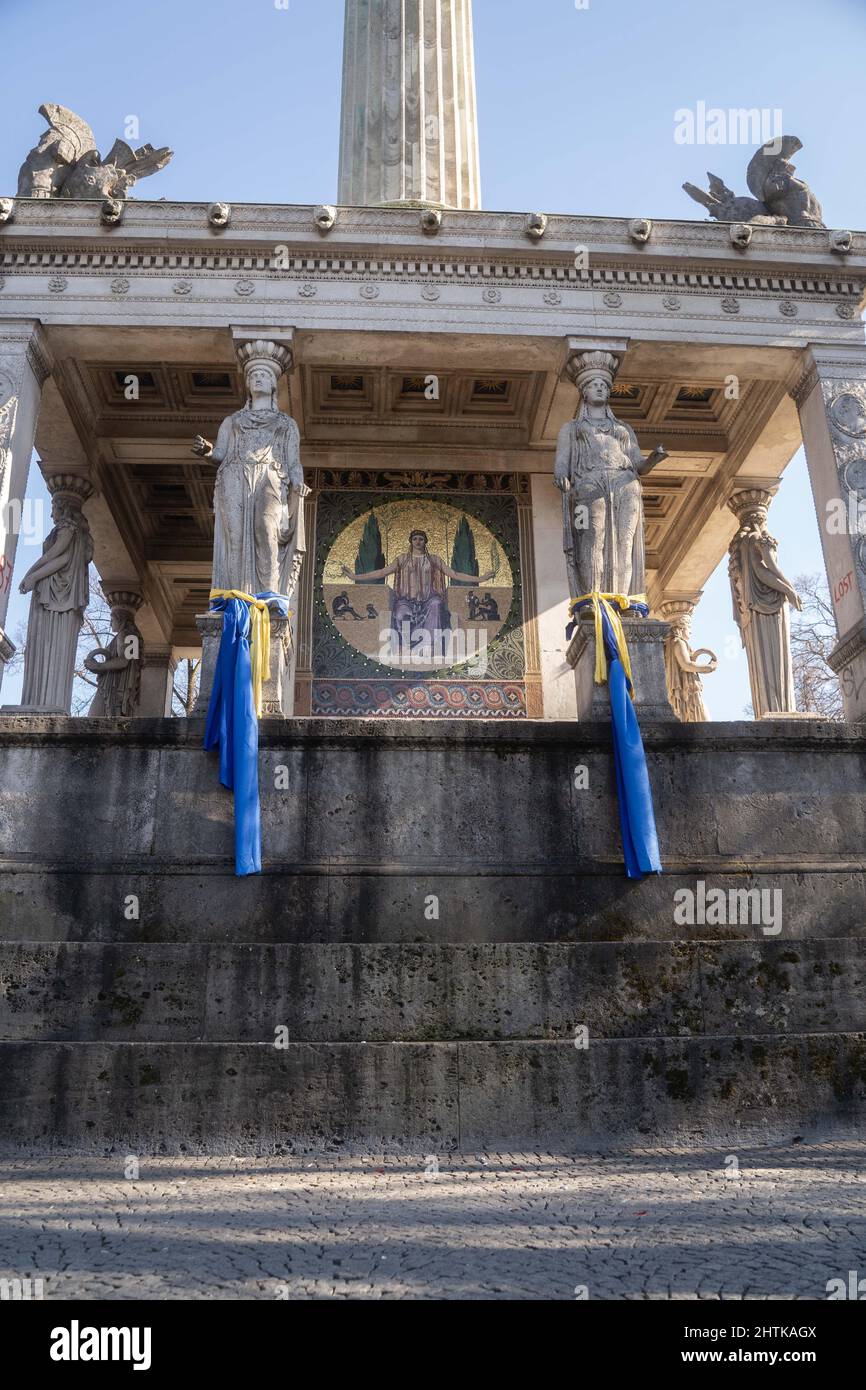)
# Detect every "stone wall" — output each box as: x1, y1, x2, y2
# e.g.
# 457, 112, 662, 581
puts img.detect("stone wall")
0, 715, 865, 1150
